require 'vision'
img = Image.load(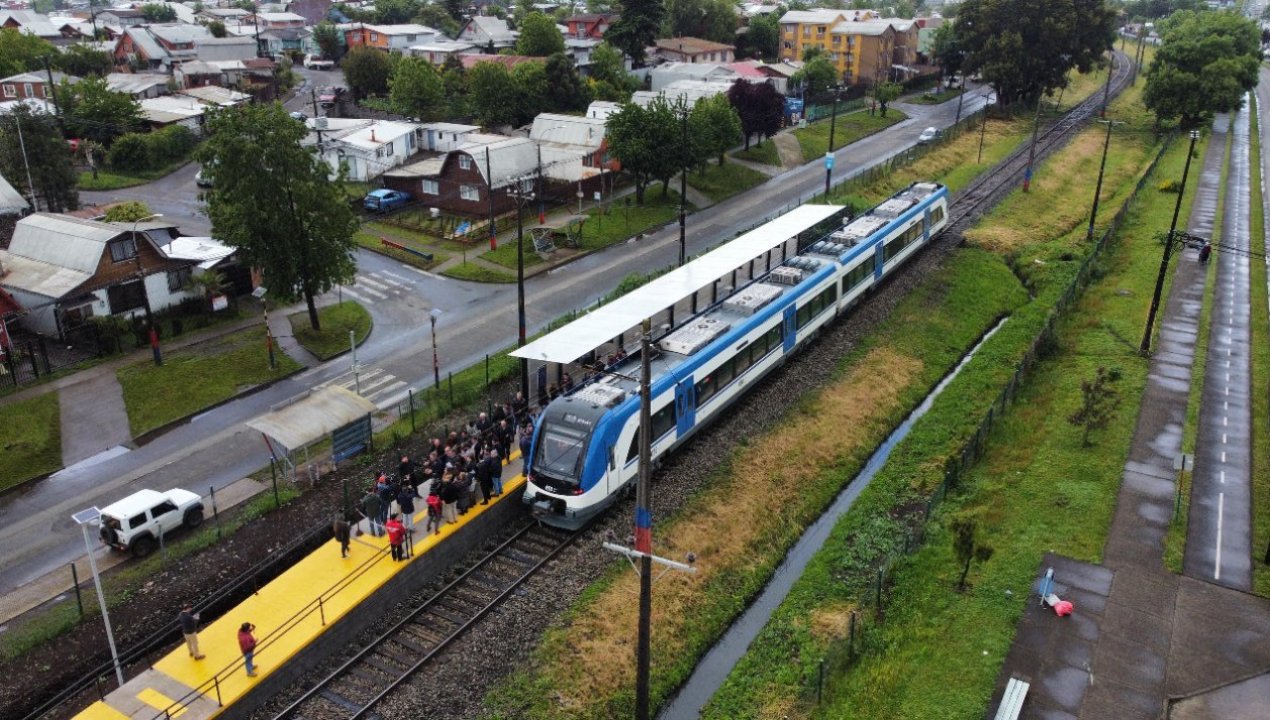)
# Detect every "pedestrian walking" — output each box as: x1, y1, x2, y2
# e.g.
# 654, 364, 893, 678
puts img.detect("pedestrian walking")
1199, 242, 1212, 264
238, 622, 258, 677
397, 484, 417, 534
177, 604, 205, 659
333, 515, 351, 558
425, 488, 443, 535
385, 514, 406, 561
518, 422, 533, 462
360, 489, 383, 537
